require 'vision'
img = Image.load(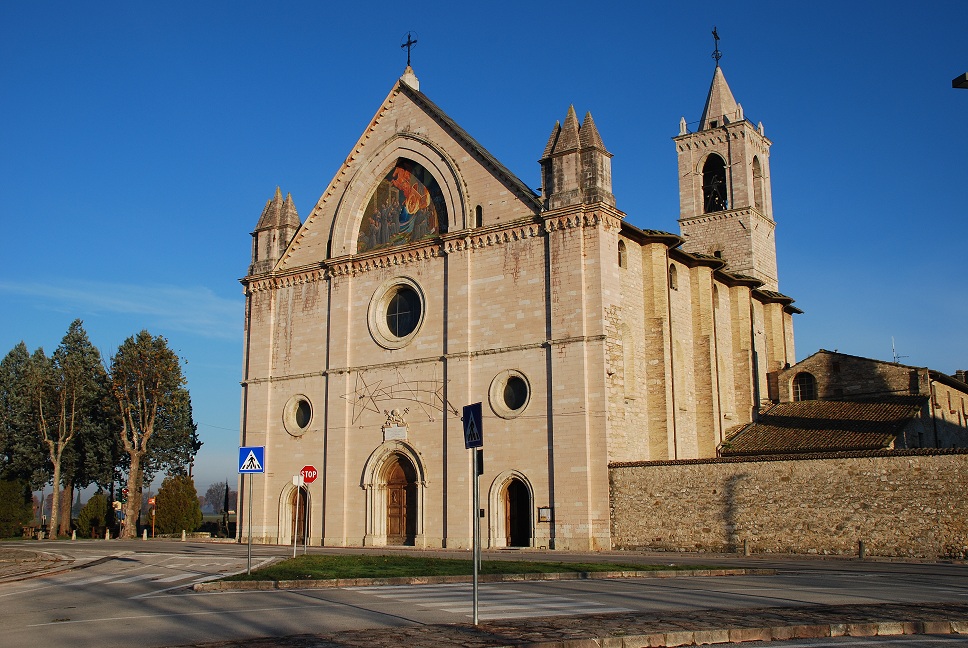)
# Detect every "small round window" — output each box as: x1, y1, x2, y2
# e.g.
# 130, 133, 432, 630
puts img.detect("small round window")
368, 277, 425, 349
489, 370, 531, 419
283, 395, 313, 437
